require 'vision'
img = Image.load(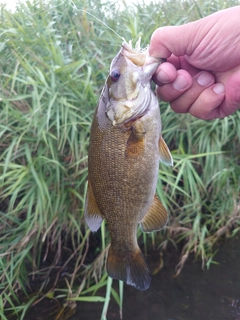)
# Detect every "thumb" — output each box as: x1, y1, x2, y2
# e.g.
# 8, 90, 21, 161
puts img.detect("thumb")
149, 23, 197, 58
